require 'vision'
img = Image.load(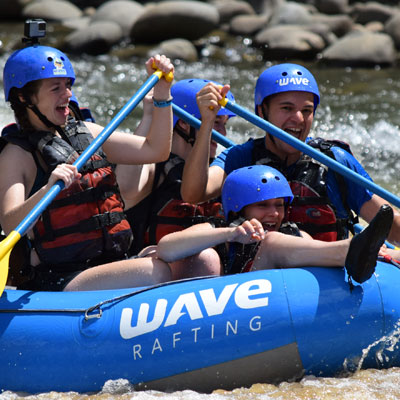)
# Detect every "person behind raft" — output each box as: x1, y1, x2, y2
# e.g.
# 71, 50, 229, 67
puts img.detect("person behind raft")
158, 165, 393, 285
0, 40, 175, 291
116, 78, 235, 280
180, 64, 400, 247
